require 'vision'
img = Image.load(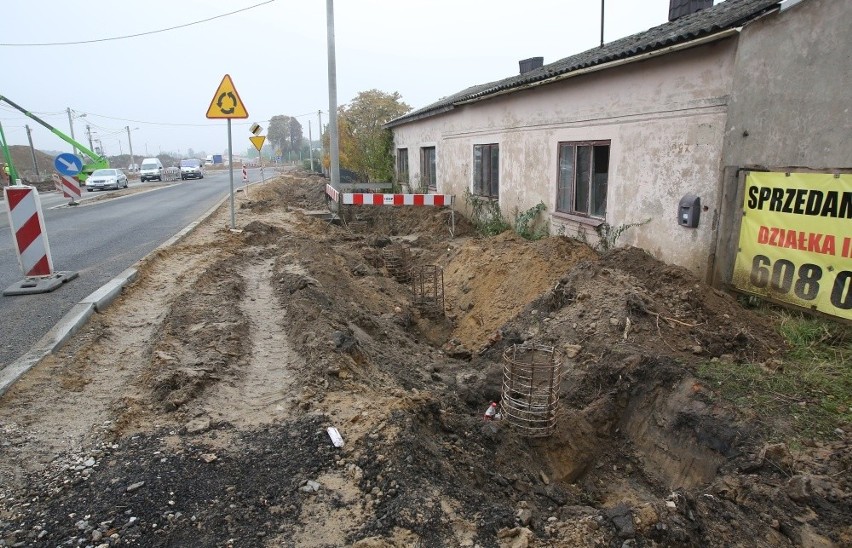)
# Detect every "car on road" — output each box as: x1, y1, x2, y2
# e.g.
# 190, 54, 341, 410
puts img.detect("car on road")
139, 158, 164, 182
86, 169, 128, 192
179, 158, 205, 180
